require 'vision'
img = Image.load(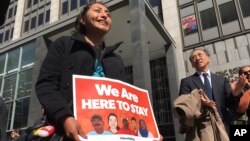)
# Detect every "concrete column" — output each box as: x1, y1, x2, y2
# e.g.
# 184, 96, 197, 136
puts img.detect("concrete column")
128, 0, 152, 101
165, 44, 184, 141
12, 0, 25, 40
27, 36, 48, 126
50, 0, 60, 24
